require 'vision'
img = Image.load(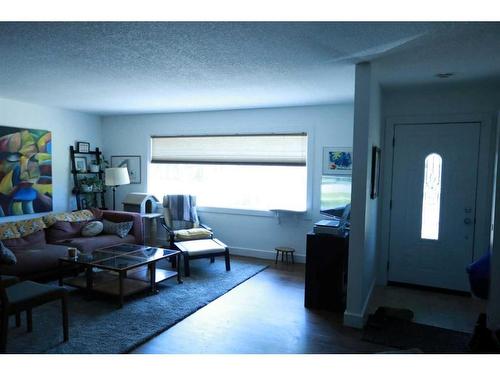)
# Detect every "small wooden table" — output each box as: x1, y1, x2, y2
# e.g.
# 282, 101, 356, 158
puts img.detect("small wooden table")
275, 246, 295, 264
59, 243, 181, 307
141, 213, 162, 246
